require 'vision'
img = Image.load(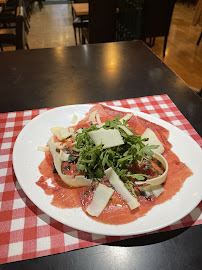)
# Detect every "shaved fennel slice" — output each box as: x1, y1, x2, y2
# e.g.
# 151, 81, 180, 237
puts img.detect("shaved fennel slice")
135, 152, 168, 186
48, 137, 91, 187
86, 183, 114, 217
104, 167, 140, 210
